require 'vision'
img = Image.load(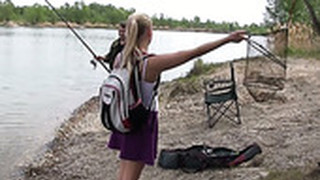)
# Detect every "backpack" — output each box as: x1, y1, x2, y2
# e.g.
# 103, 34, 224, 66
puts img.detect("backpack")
99, 55, 159, 133
158, 143, 262, 173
